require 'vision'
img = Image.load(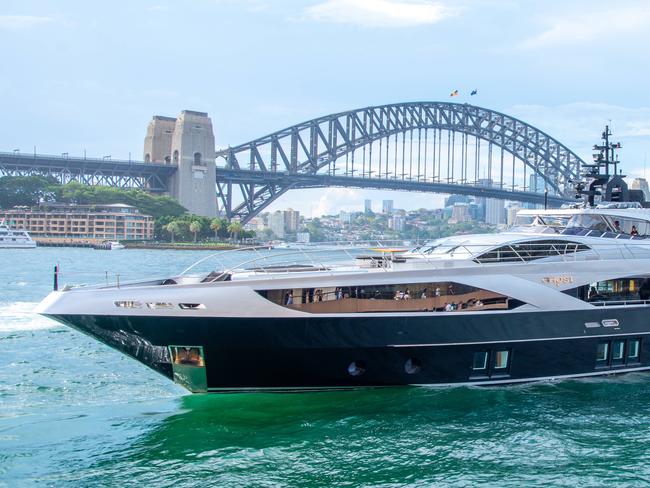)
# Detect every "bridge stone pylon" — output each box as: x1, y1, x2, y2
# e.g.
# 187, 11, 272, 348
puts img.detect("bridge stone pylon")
144, 110, 217, 217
